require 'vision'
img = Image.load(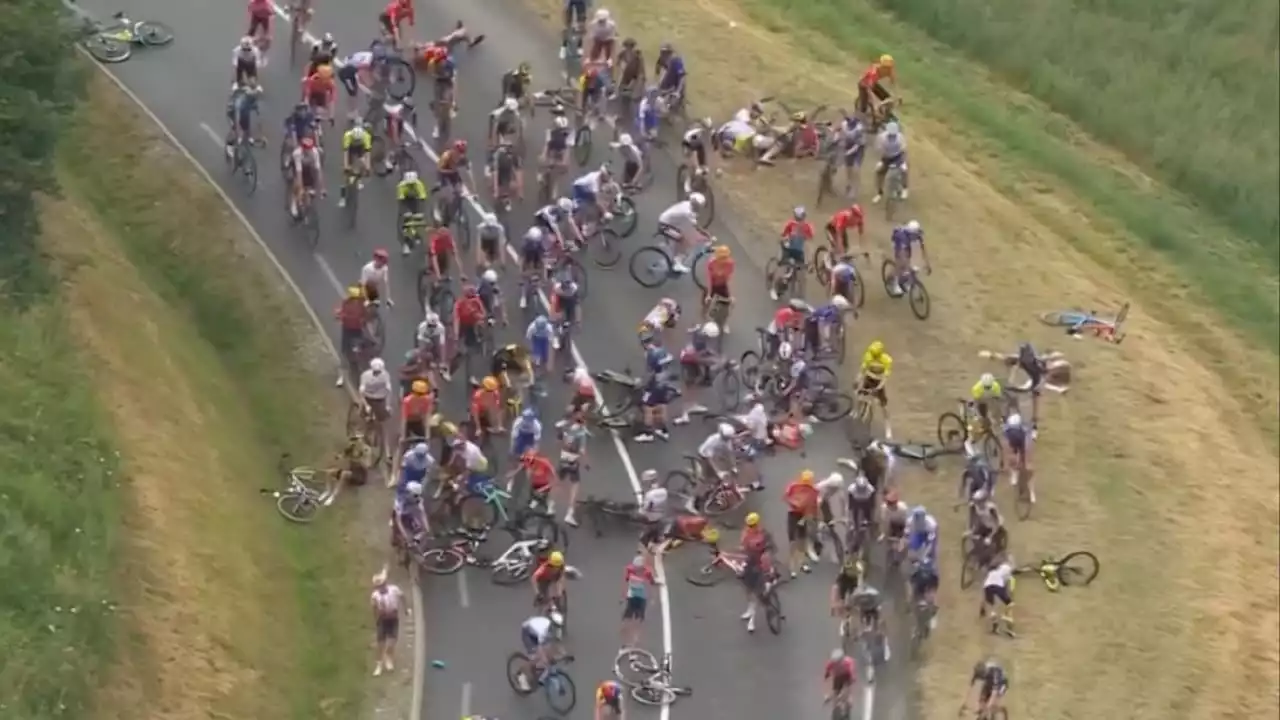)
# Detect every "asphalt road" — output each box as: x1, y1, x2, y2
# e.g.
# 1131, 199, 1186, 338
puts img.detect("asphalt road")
74, 0, 916, 717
